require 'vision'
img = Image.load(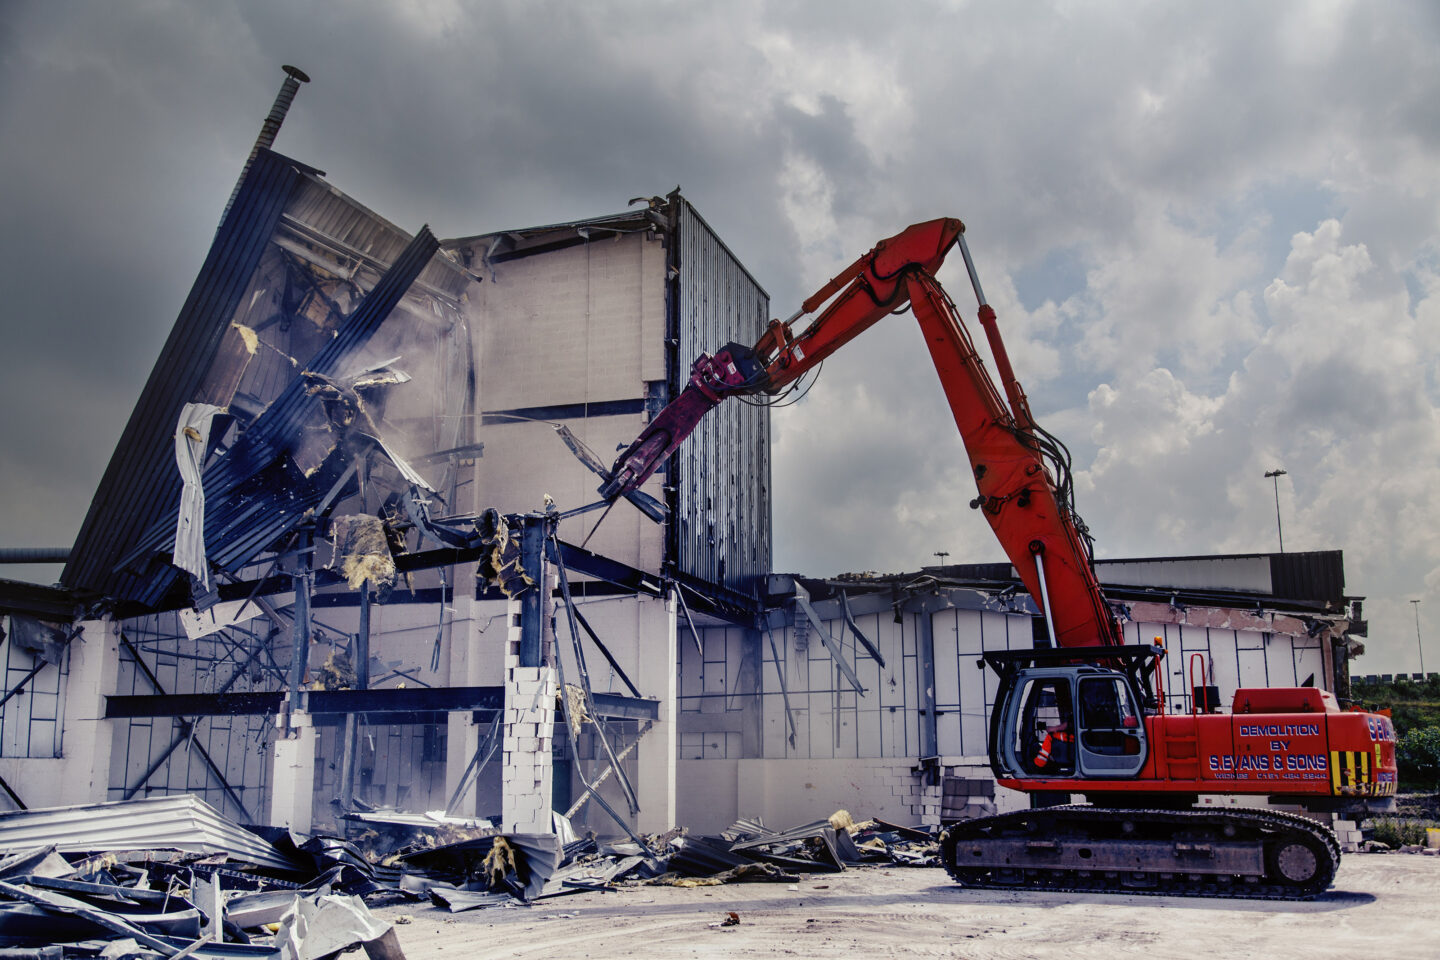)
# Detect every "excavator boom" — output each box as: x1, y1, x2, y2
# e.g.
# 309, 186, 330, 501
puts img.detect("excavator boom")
602, 218, 1121, 649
